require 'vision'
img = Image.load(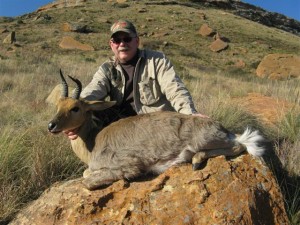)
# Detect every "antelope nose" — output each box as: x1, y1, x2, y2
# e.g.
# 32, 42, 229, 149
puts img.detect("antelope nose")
48, 122, 56, 132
